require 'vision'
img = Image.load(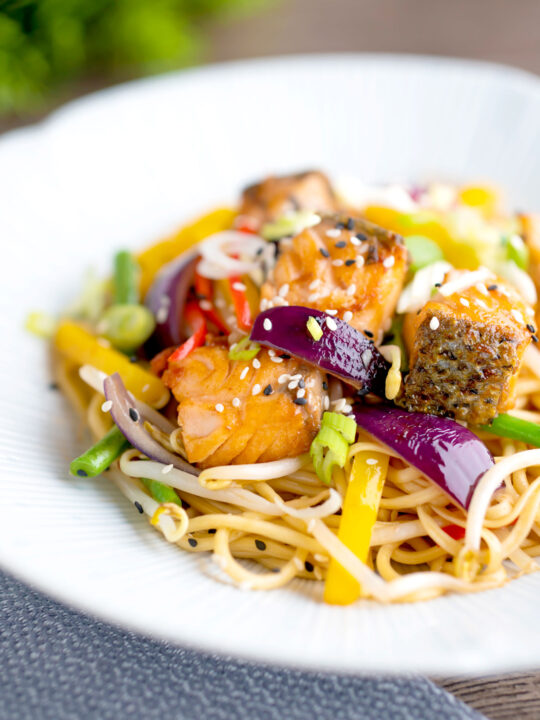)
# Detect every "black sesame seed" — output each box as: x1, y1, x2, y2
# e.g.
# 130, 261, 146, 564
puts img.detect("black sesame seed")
322, 381, 328, 391
336, 221, 346, 230
304, 561, 314, 572
527, 324, 536, 333
188, 537, 198, 547
470, 388, 479, 395
255, 539, 266, 551
293, 397, 308, 406
356, 232, 367, 241
128, 407, 139, 422
434, 282, 442, 288
346, 218, 354, 230
263, 384, 273, 396
487, 284, 498, 291
208, 528, 217, 534
129, 355, 138, 363
298, 379, 305, 388
134, 501, 144, 514
319, 248, 330, 258
364, 329, 374, 338
256, 247, 264, 256
48, 381, 59, 391
533, 336, 539, 343
280, 353, 291, 359
335, 241, 347, 248
76, 469, 88, 477
345, 259, 356, 266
